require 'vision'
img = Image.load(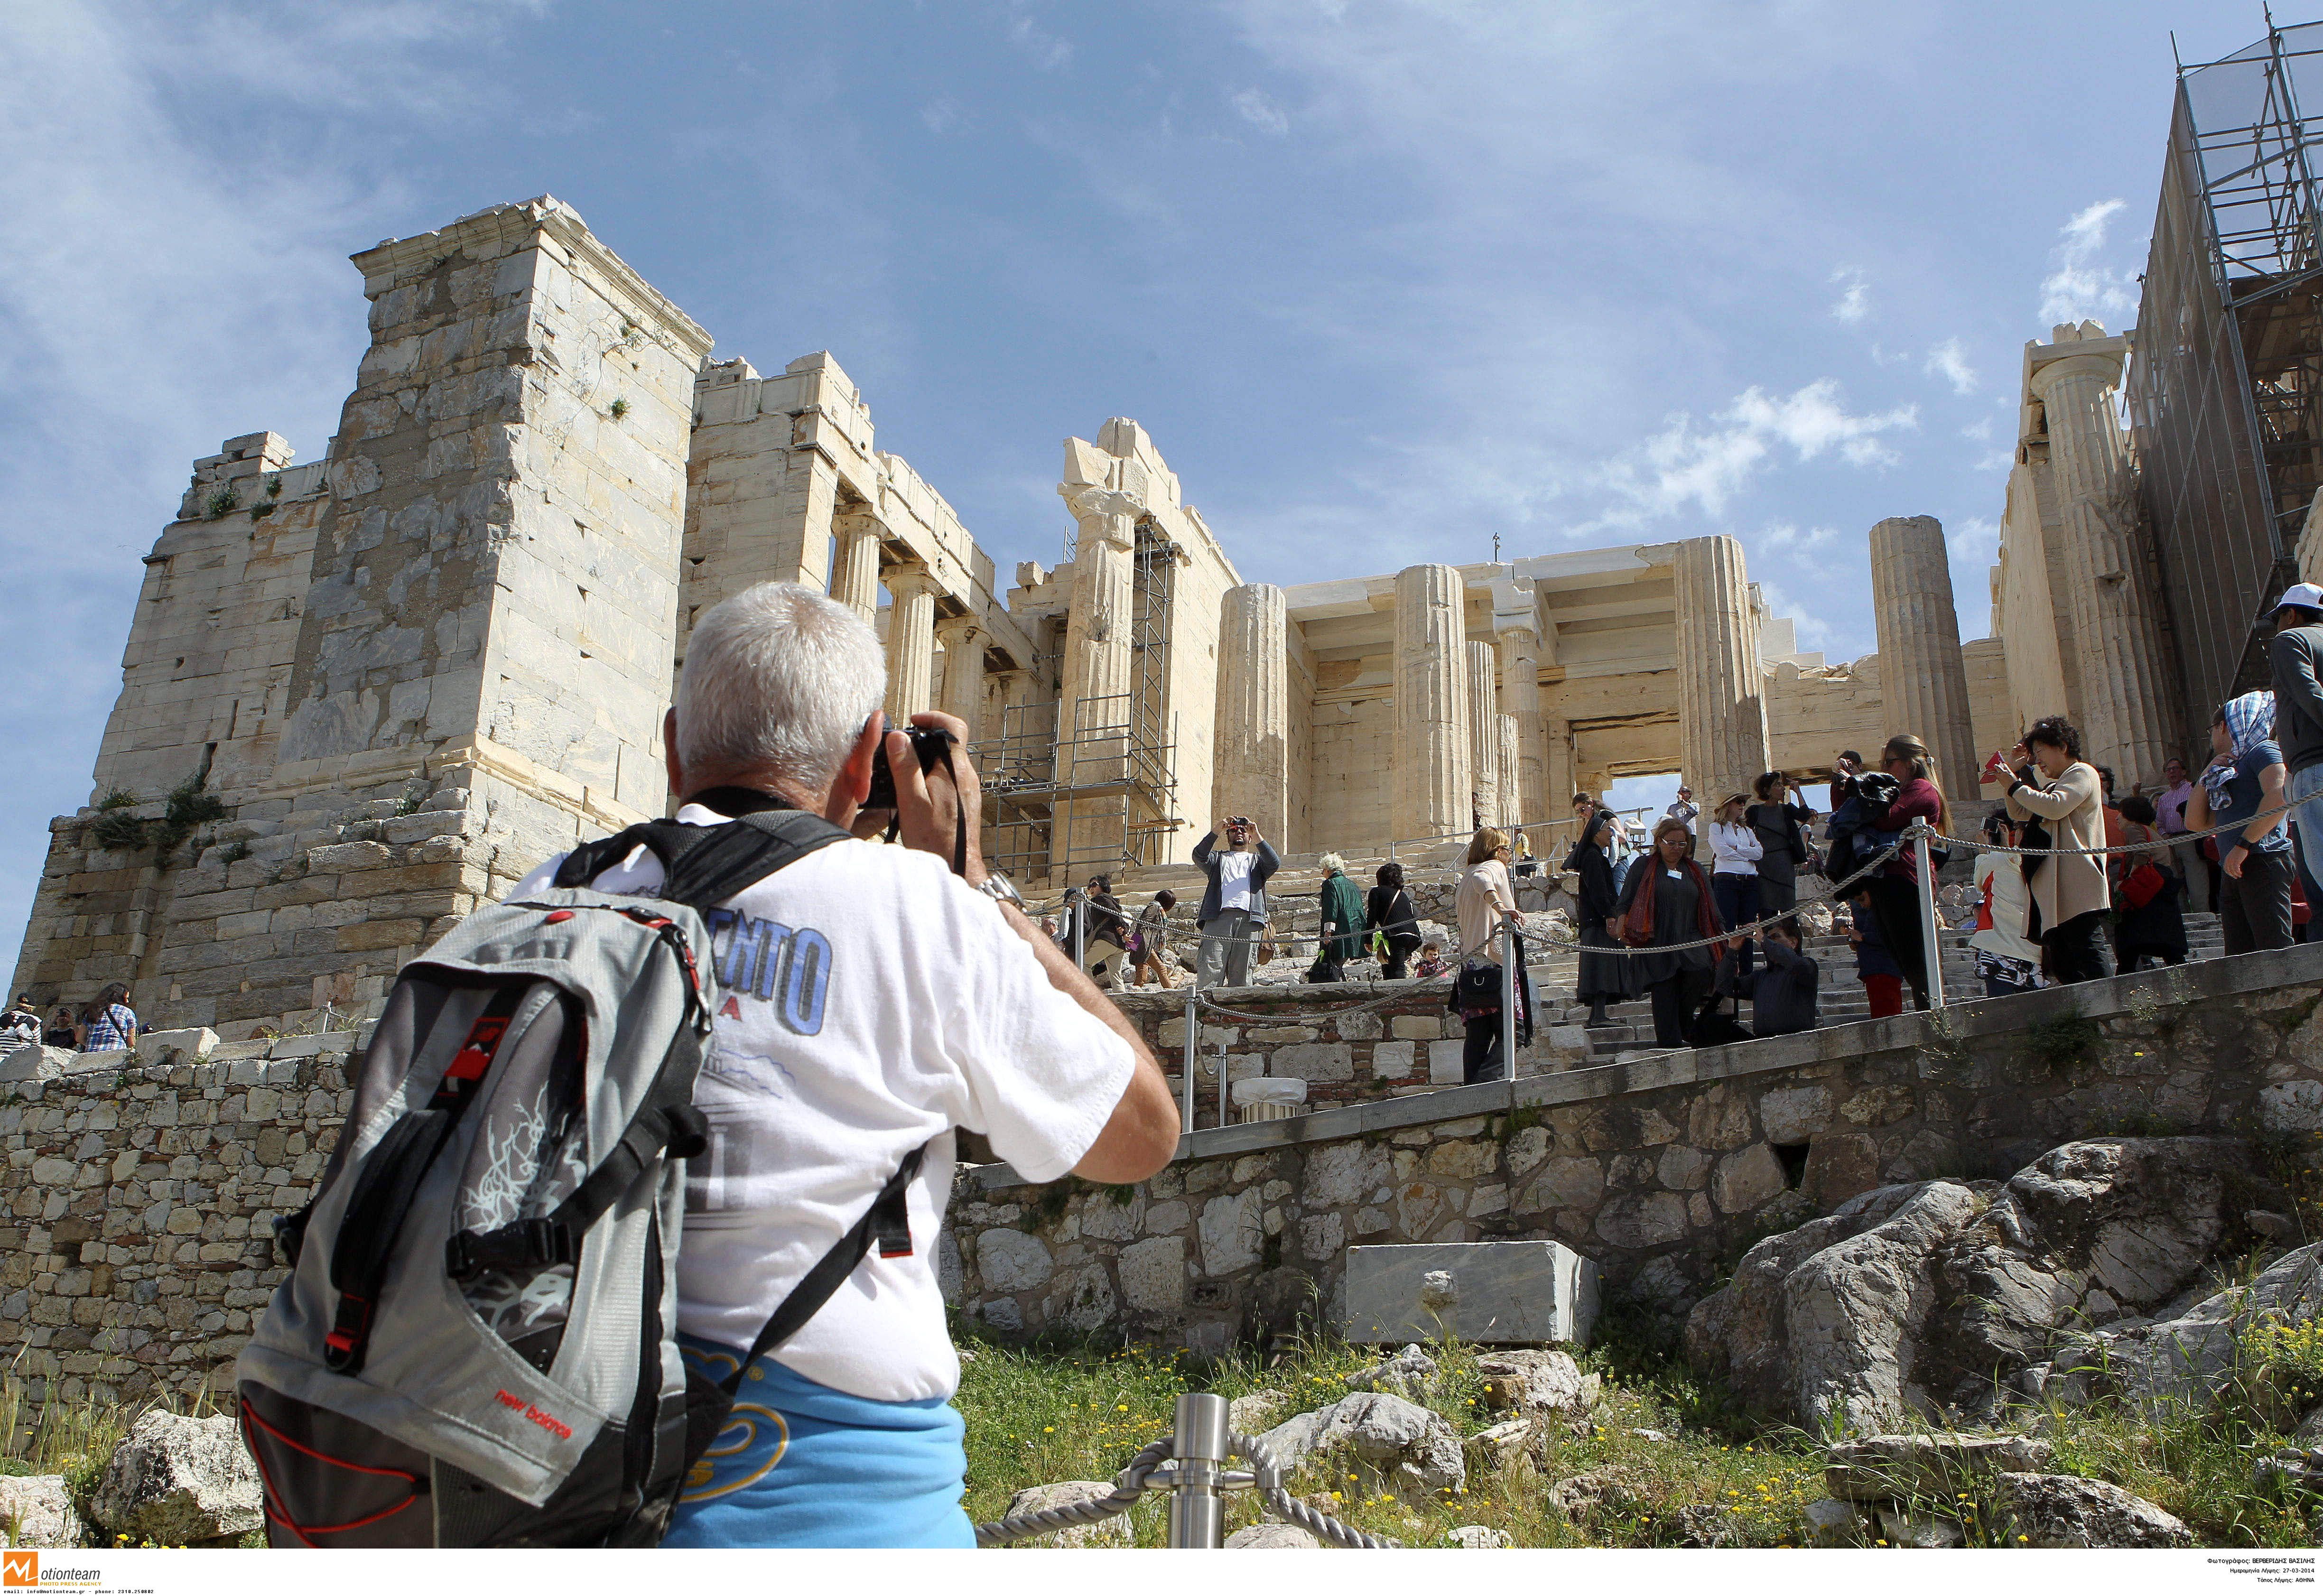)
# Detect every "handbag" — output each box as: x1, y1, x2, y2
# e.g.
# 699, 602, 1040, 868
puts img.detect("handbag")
2119, 861, 2167, 911
1451, 958, 1503, 1018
